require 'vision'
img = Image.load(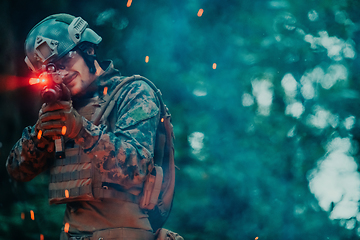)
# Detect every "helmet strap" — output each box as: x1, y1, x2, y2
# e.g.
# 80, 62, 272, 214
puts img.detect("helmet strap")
77, 44, 98, 74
